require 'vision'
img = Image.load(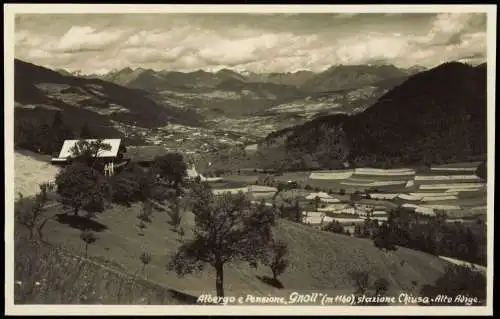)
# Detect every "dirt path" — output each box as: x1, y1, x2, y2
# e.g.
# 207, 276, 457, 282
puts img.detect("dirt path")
438, 255, 487, 273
